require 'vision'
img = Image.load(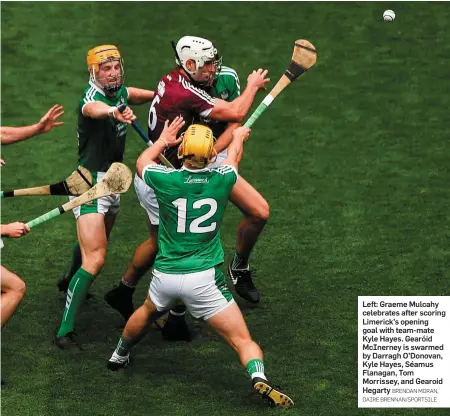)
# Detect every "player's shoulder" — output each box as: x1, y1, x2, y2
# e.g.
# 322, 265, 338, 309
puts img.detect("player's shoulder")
212, 164, 238, 177
80, 81, 107, 105
158, 68, 215, 109
217, 66, 240, 82
219, 65, 239, 77
118, 85, 128, 98
144, 164, 178, 175
163, 68, 180, 83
